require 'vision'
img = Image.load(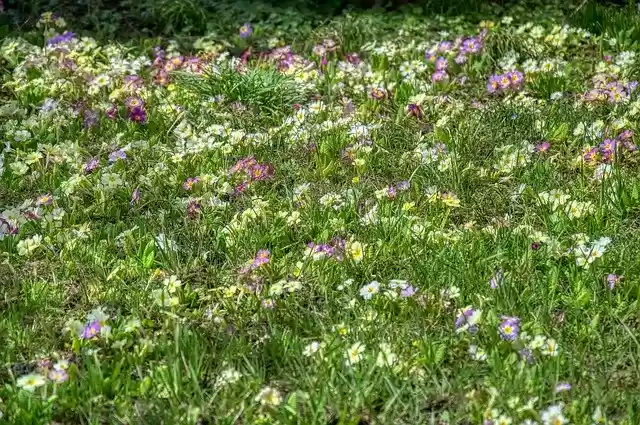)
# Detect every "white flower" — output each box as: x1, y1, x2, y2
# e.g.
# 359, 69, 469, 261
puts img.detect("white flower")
254, 386, 282, 406
541, 338, 559, 356
541, 404, 567, 425
303, 341, 323, 357
376, 343, 397, 367
359, 281, 380, 300
163, 275, 182, 293
17, 234, 42, 256
16, 373, 46, 392
592, 406, 606, 424
215, 367, 242, 388
345, 342, 366, 366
